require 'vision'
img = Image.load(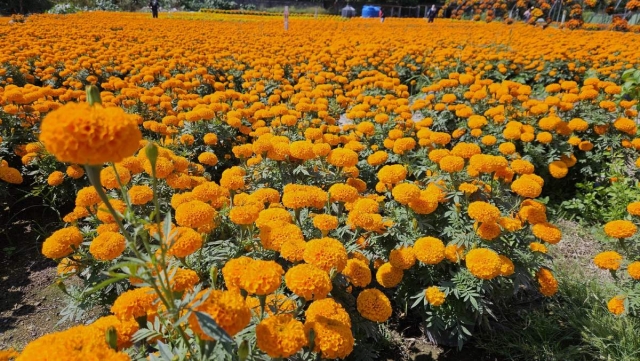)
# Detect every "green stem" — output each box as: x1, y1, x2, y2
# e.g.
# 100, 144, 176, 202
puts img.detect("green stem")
85, 165, 134, 245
